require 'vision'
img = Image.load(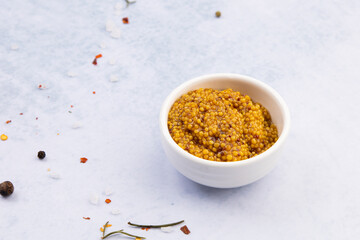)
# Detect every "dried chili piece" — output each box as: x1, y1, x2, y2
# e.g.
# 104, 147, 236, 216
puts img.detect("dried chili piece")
180, 225, 190, 235
83, 217, 91, 220
105, 199, 111, 204
5, 120, 11, 124
80, 157, 88, 163
122, 17, 129, 24
92, 54, 103, 65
